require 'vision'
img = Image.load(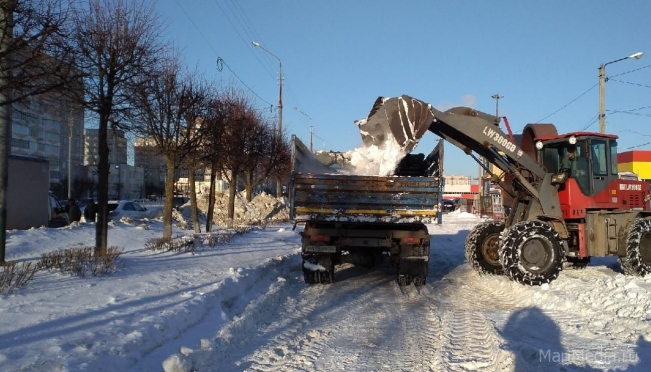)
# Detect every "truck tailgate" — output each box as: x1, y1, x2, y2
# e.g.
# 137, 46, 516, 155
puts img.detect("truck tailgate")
291, 173, 440, 222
